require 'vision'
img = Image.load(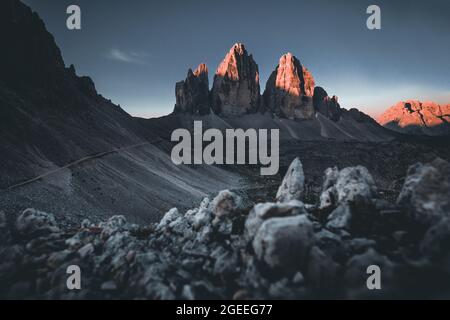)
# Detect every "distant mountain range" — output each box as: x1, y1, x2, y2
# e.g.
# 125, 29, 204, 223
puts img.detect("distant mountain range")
377, 100, 450, 136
